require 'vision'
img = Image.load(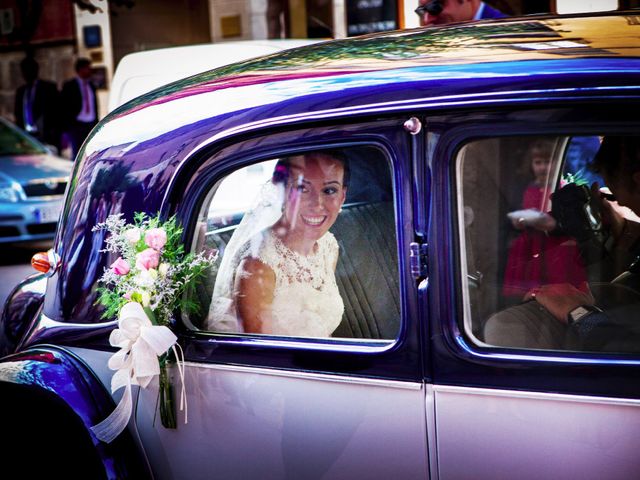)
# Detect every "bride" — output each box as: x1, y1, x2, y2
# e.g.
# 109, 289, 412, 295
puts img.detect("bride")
206, 150, 349, 337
